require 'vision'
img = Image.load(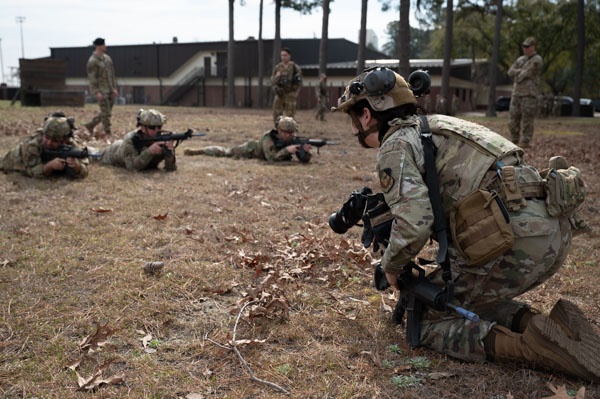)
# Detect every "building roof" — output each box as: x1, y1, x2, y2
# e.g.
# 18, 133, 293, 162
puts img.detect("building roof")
50, 38, 391, 79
